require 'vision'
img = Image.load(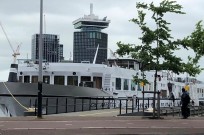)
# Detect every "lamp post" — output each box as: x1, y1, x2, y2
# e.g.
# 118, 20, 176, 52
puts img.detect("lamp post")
37, 0, 43, 118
